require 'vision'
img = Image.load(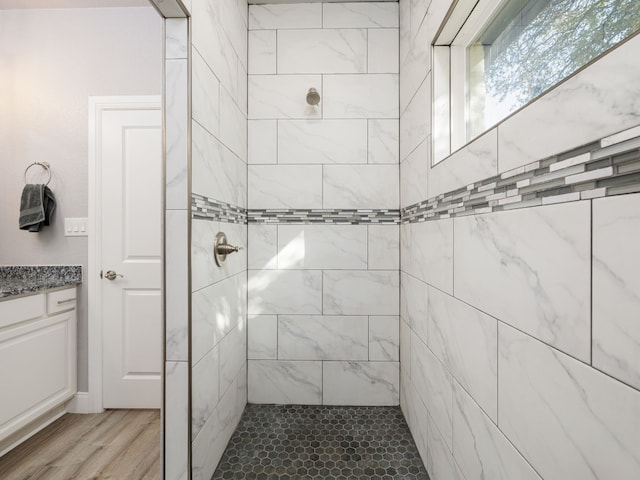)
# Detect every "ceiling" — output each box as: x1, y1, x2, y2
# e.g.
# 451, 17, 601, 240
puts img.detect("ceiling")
0, 0, 149, 9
